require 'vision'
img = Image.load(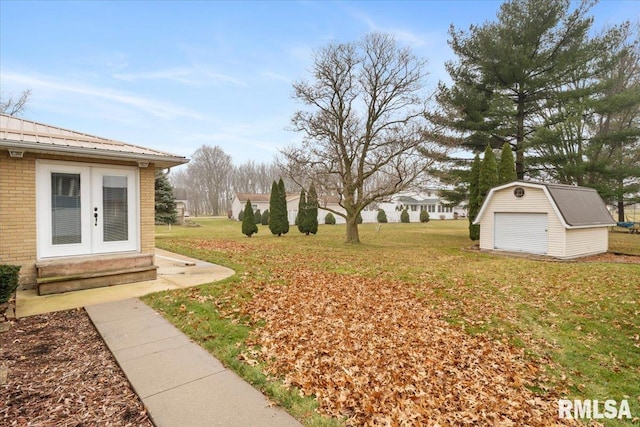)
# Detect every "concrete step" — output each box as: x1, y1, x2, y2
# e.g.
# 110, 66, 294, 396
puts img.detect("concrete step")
37, 265, 158, 295
36, 253, 154, 278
